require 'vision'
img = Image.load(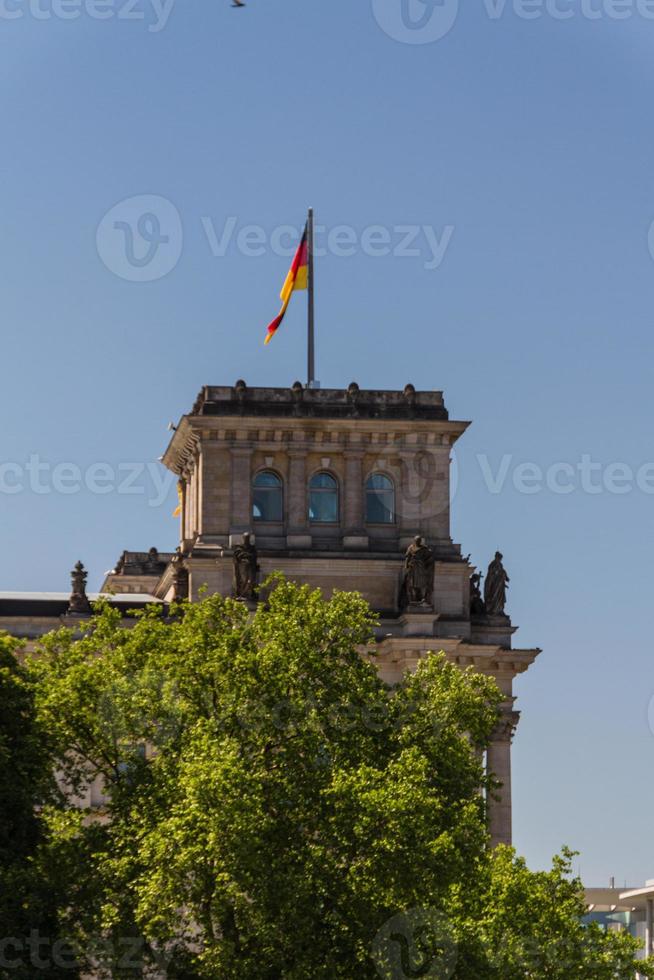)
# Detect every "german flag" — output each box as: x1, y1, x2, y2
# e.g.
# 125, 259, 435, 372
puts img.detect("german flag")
172, 482, 183, 518
264, 224, 308, 345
